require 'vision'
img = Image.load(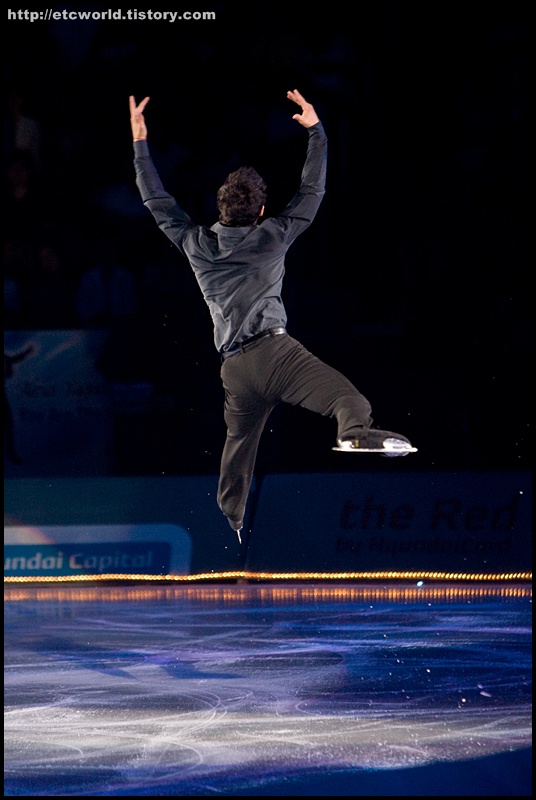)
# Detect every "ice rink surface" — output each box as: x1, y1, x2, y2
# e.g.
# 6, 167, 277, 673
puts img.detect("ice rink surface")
4, 581, 532, 796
